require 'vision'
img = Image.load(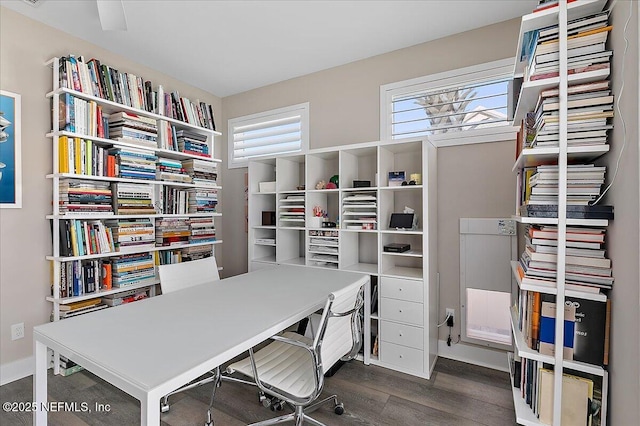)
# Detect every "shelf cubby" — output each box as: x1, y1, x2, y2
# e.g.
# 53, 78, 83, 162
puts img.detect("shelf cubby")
340, 145, 378, 189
